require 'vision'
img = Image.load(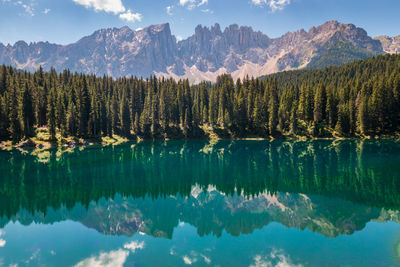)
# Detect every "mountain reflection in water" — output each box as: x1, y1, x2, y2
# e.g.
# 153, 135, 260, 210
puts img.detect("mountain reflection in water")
1, 140, 400, 237
0, 140, 400, 266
